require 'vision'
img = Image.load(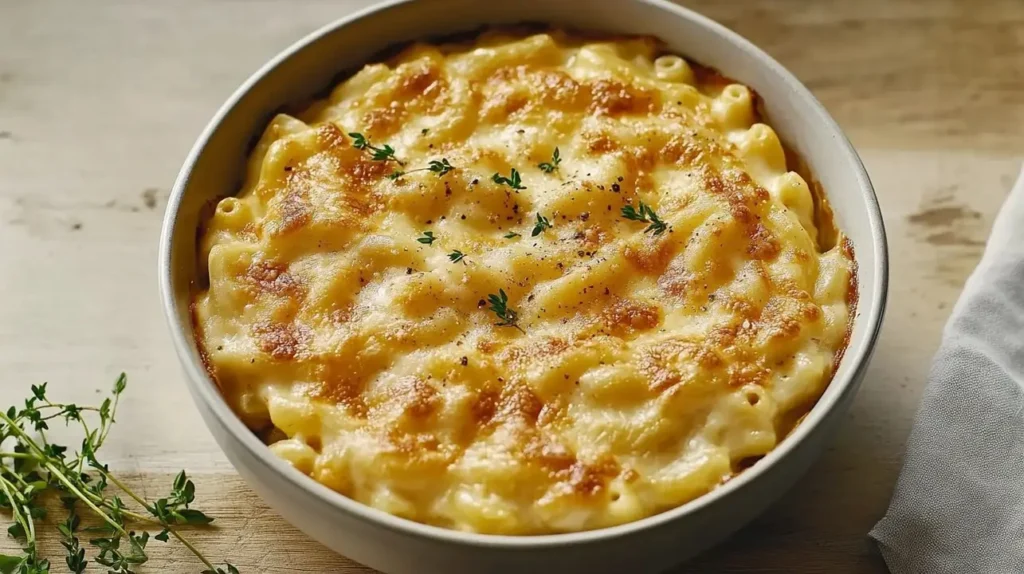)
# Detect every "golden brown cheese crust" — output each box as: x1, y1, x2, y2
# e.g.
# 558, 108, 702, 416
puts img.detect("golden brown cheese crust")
193, 29, 855, 534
